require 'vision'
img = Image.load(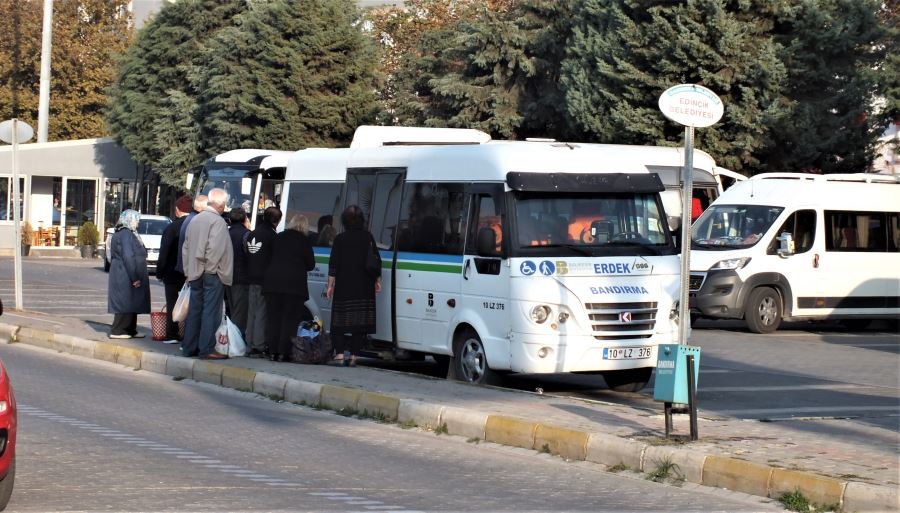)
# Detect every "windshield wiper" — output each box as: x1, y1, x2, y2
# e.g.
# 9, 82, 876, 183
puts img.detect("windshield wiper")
536, 243, 595, 257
